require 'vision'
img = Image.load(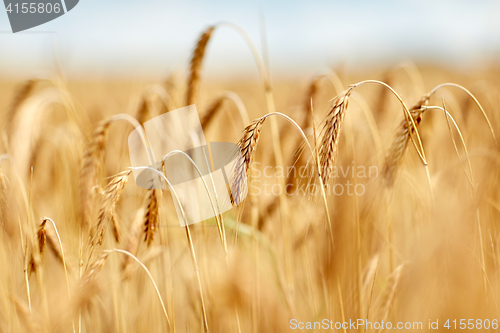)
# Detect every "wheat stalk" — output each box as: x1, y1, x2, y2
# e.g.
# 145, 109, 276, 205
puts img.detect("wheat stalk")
0, 168, 7, 228
186, 26, 214, 106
